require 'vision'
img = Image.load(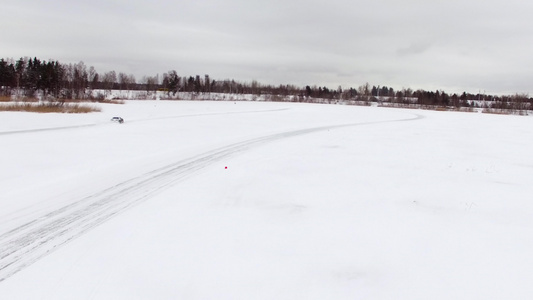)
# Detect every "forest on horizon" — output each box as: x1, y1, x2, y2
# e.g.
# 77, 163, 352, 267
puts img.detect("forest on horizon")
1, 56, 531, 112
